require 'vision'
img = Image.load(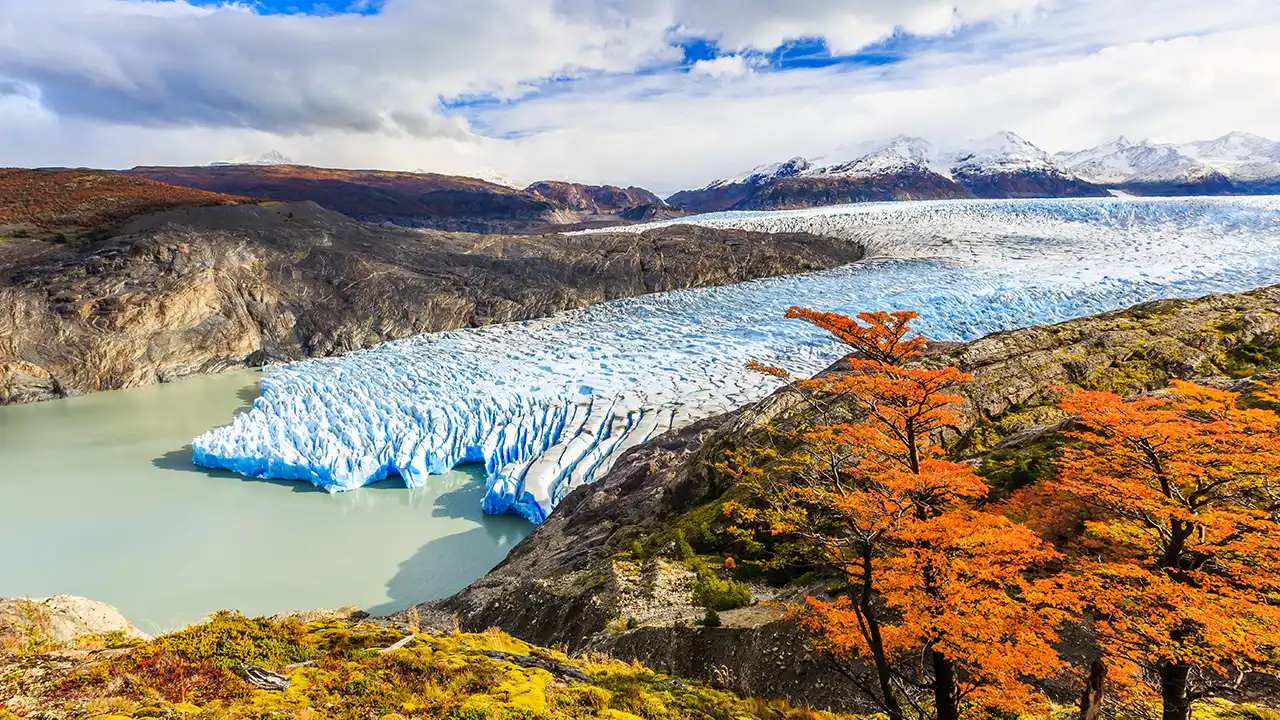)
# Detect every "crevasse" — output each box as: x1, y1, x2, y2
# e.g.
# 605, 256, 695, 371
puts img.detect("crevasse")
193, 197, 1280, 523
